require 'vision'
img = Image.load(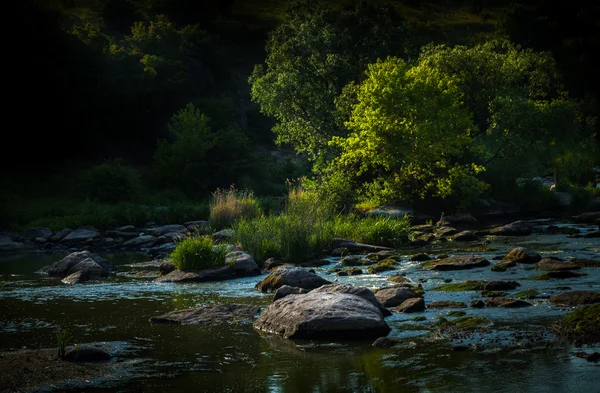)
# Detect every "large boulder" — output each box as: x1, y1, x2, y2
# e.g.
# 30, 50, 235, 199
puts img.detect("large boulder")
375, 287, 423, 308
145, 224, 186, 237
20, 227, 52, 241
62, 229, 99, 242
253, 292, 391, 340
227, 250, 261, 277
394, 297, 425, 313
50, 228, 73, 242
255, 266, 331, 293
150, 304, 261, 325
66, 258, 109, 278
573, 212, 600, 224
503, 247, 541, 264
312, 284, 391, 316
423, 255, 490, 271
37, 251, 113, 277
549, 291, 600, 307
